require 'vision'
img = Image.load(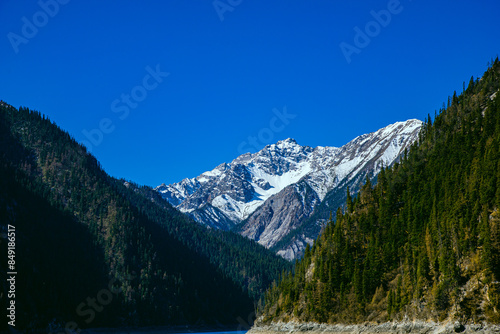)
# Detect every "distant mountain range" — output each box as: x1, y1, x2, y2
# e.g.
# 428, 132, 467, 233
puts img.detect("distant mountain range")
156, 119, 423, 260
